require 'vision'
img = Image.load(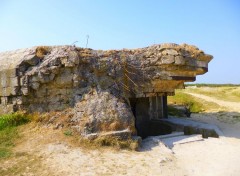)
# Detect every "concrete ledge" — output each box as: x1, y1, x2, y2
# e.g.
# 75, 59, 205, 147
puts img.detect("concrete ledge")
161, 117, 223, 138
83, 129, 132, 140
